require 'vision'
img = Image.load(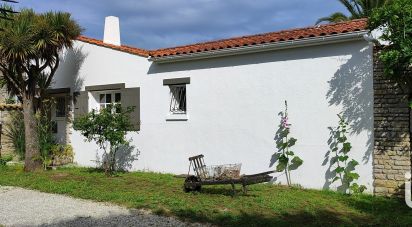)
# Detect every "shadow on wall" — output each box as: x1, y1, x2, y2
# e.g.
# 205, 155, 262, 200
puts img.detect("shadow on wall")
324, 47, 373, 190
53, 47, 87, 91
326, 47, 373, 162
94, 143, 140, 172
115, 143, 140, 171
